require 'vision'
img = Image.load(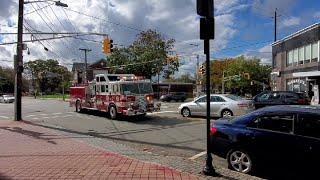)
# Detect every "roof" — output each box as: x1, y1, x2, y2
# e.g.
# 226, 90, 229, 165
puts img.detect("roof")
272, 22, 320, 46
257, 105, 320, 115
